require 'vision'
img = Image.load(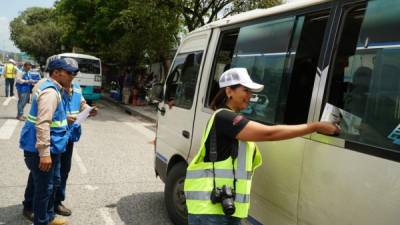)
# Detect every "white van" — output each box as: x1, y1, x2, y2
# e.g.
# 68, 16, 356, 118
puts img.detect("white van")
154, 0, 400, 225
